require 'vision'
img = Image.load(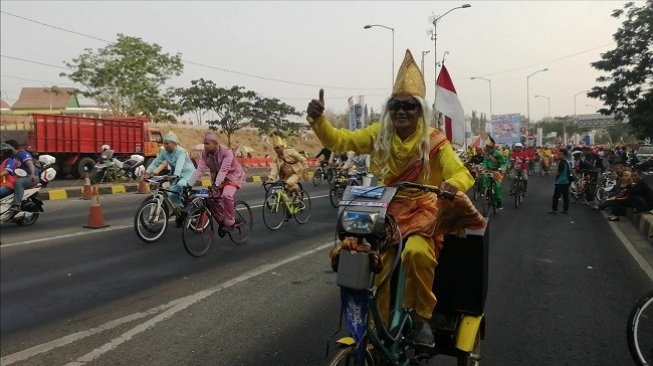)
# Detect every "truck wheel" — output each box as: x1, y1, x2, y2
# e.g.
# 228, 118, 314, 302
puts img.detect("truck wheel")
77, 157, 96, 178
